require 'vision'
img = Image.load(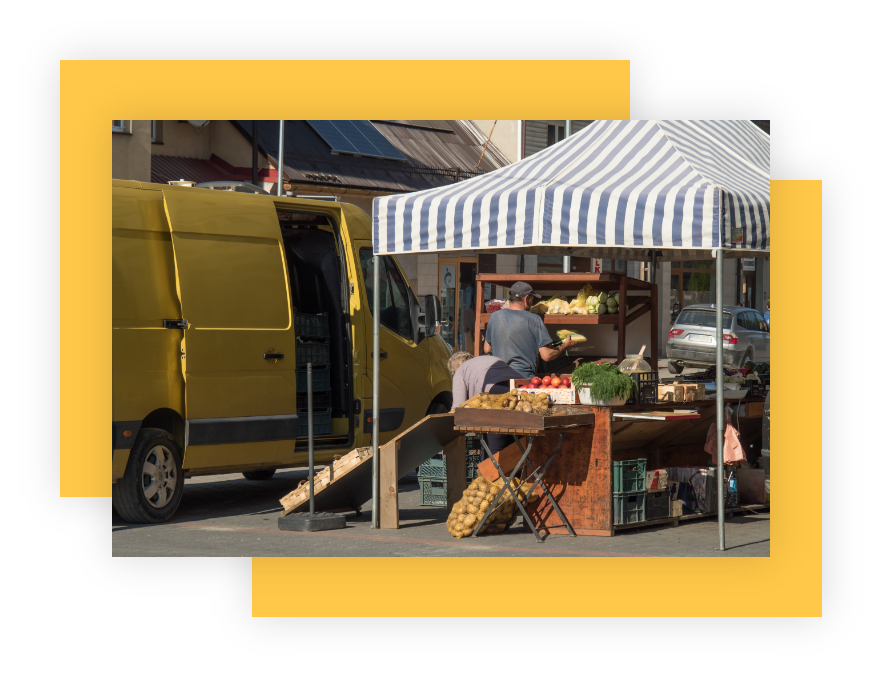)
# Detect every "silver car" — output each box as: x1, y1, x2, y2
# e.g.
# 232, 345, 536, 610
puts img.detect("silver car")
666, 304, 770, 374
